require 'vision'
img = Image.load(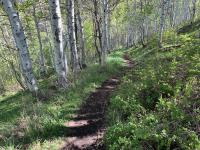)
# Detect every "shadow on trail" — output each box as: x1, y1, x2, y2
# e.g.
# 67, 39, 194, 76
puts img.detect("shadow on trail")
61, 77, 121, 150
61, 54, 134, 150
